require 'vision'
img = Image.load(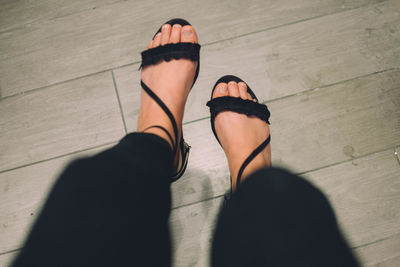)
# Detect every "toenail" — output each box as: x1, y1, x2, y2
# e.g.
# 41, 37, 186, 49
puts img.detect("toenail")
162, 24, 170, 30
173, 24, 182, 28
183, 27, 192, 36
238, 82, 246, 88
218, 84, 228, 93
